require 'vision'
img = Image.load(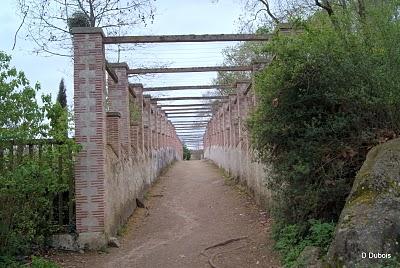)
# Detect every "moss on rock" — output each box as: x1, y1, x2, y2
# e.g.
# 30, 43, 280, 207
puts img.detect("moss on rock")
326, 138, 400, 268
